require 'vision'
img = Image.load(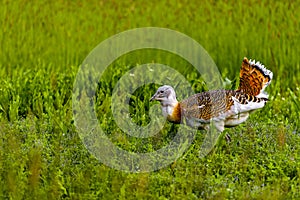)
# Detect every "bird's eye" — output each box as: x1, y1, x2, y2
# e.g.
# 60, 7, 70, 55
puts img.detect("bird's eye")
159, 90, 164, 94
